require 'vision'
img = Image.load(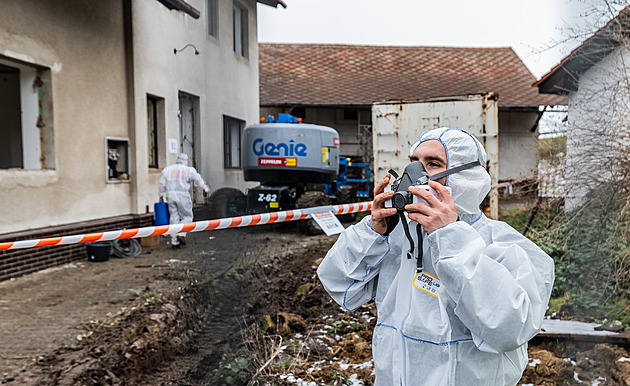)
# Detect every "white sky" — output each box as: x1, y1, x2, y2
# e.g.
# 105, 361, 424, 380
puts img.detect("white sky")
257, 0, 594, 79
